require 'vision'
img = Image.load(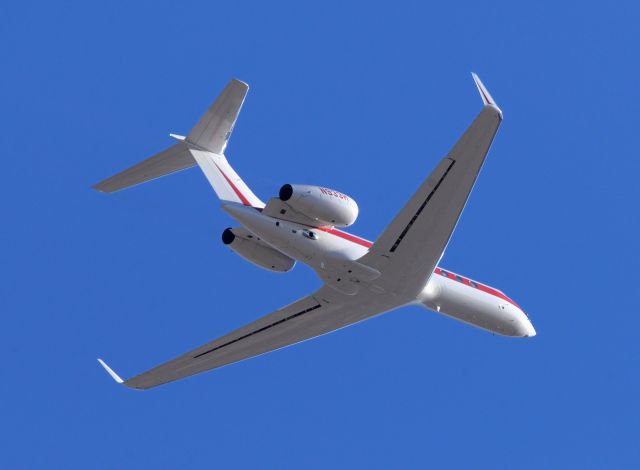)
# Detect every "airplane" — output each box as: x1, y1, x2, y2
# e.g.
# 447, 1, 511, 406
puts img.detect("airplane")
95, 74, 536, 390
